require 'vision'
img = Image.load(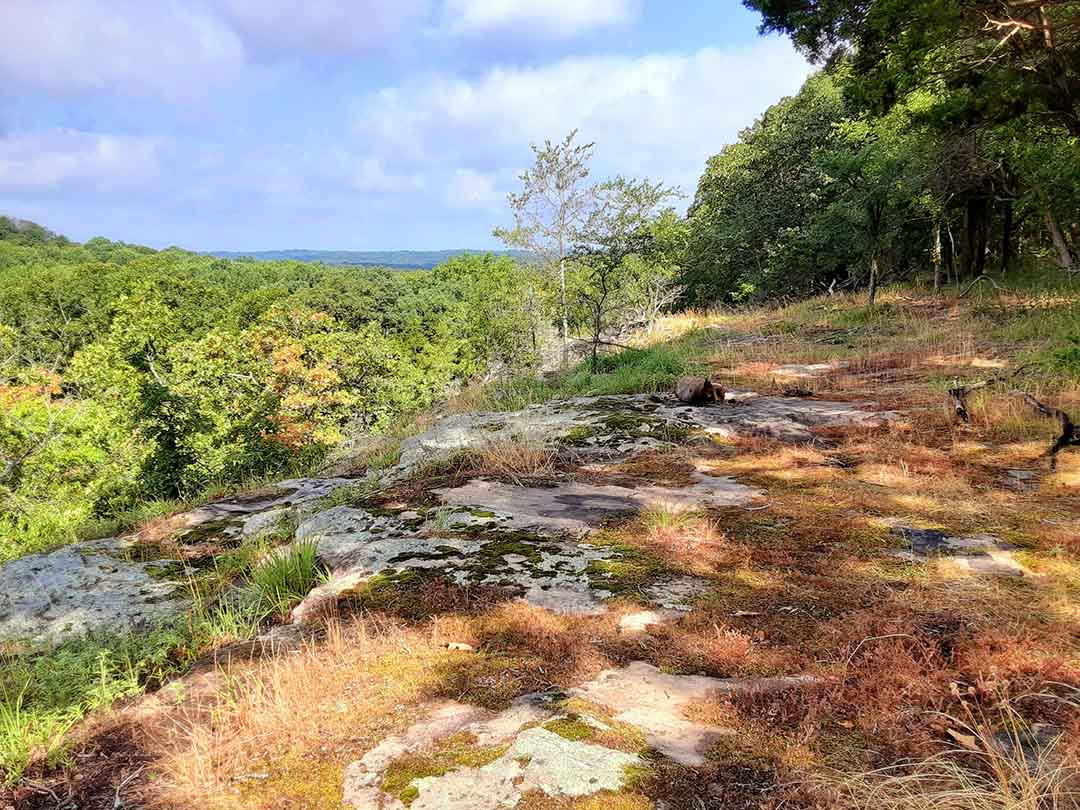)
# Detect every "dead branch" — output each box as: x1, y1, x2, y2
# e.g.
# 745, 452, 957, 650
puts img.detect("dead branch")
1013, 391, 1079, 469
569, 336, 636, 351
959, 274, 1011, 298
948, 364, 1033, 423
